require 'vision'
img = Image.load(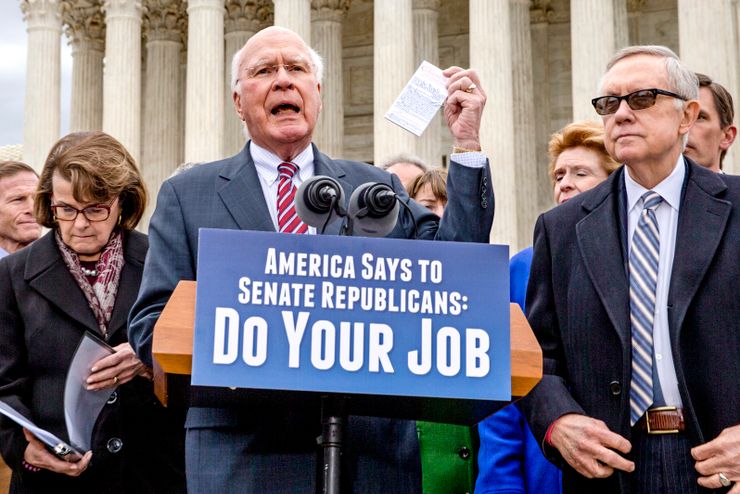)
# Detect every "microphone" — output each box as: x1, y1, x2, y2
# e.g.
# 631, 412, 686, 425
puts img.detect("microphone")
295, 175, 346, 229
347, 182, 400, 237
